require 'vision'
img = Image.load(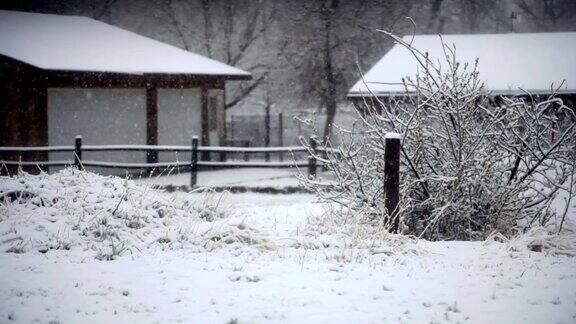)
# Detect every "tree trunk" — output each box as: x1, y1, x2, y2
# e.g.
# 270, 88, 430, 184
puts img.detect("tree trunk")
321, 0, 338, 143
